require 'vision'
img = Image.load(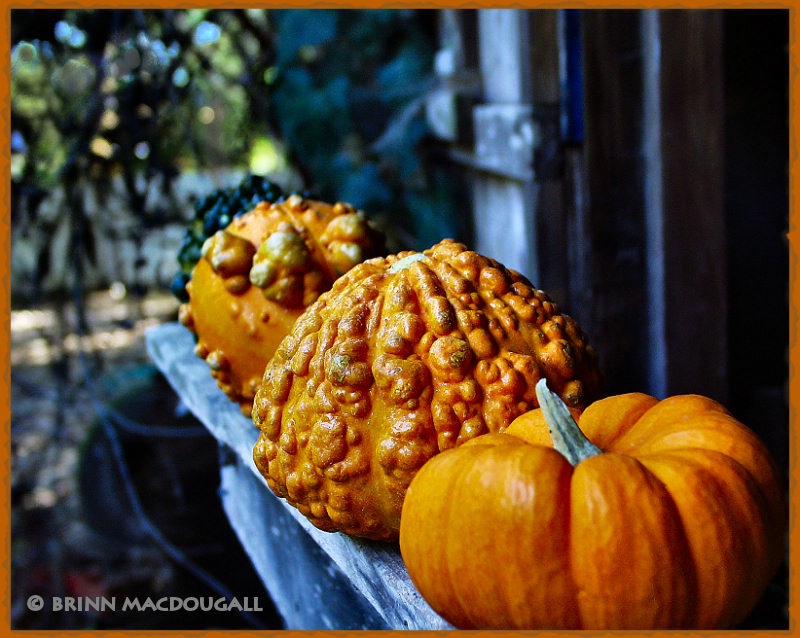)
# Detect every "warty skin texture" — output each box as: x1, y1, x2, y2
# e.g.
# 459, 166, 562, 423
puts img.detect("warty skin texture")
252, 239, 602, 540
180, 195, 385, 415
